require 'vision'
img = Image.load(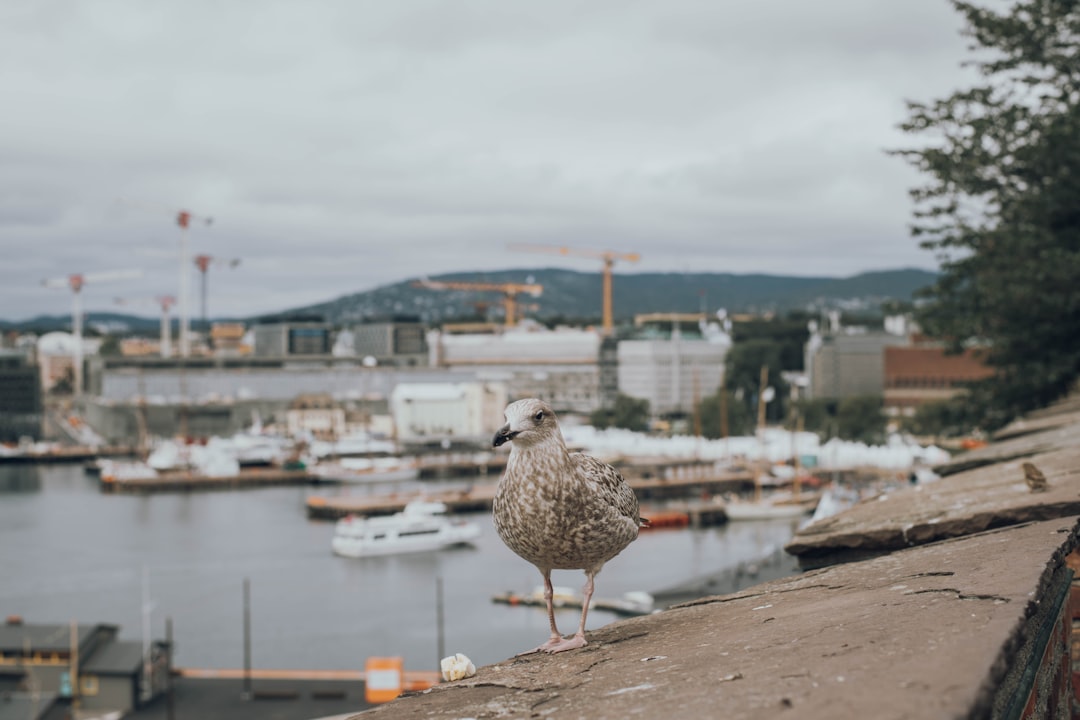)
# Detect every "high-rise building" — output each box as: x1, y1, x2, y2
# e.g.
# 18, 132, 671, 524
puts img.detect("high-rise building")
0, 350, 43, 441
